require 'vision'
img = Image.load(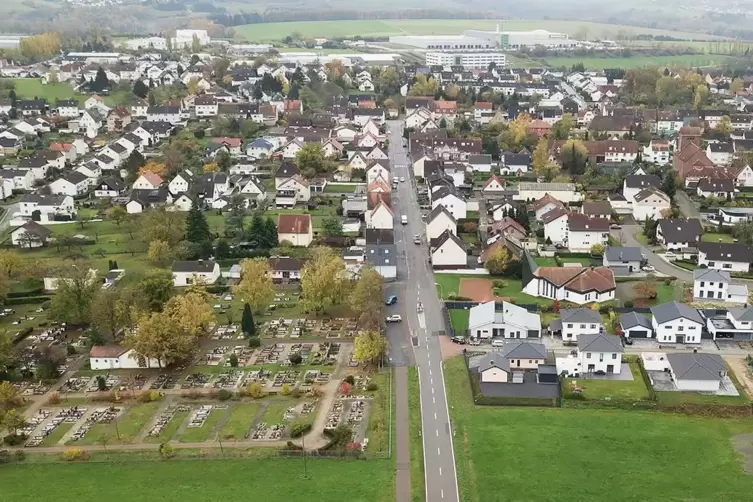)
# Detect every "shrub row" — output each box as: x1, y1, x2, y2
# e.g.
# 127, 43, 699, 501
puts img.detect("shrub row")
4, 296, 51, 305
7, 287, 44, 299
